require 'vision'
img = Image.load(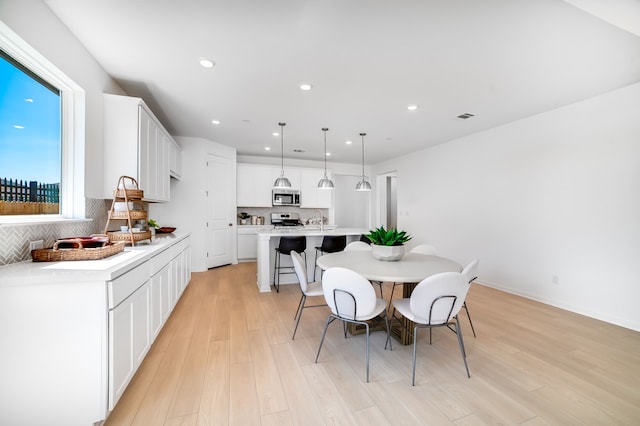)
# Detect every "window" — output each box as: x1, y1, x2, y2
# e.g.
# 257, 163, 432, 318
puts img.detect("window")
1, 49, 62, 215
0, 21, 85, 223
